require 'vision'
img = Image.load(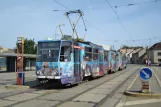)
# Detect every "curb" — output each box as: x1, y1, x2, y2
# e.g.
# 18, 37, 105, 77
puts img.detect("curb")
5, 84, 30, 89
124, 90, 161, 98
5, 79, 41, 89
